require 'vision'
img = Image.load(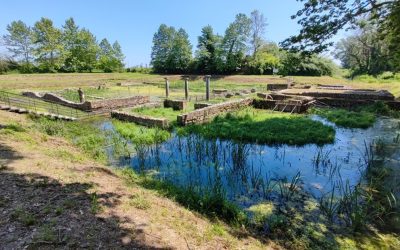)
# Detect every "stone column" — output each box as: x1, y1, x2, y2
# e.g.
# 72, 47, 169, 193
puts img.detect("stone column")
164, 77, 169, 98
184, 76, 189, 100
205, 75, 211, 101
